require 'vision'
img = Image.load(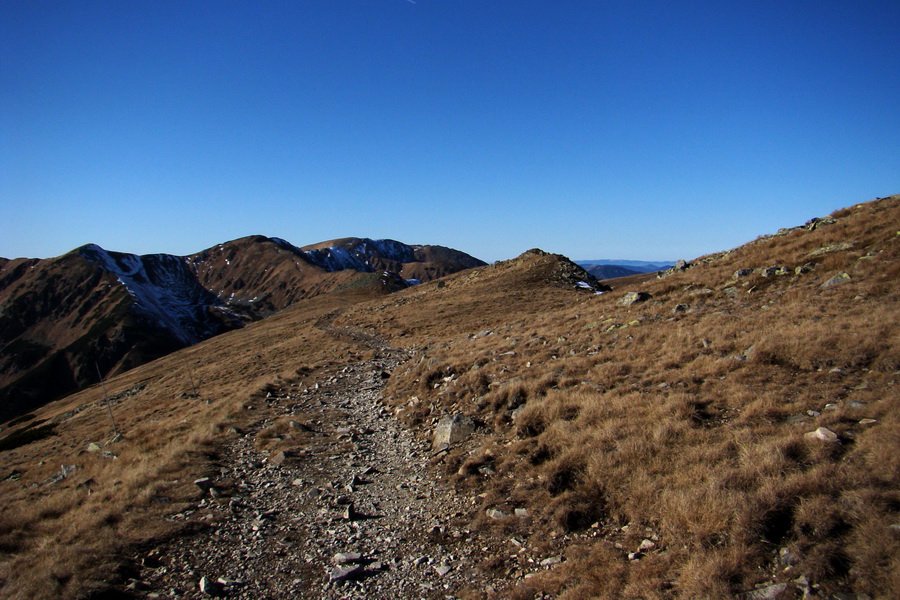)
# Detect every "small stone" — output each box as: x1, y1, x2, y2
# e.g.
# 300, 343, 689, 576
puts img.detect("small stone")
738, 583, 789, 600
329, 564, 363, 582
434, 564, 452, 577
779, 547, 800, 566
760, 266, 786, 277
194, 478, 213, 493
514, 508, 529, 518
805, 427, 839, 443
820, 272, 851, 288
86, 442, 102, 453
269, 451, 290, 467
540, 556, 562, 567
638, 539, 656, 552
618, 291, 651, 306
672, 304, 689, 314
859, 419, 877, 426
198, 576, 221, 595
342, 504, 359, 521
486, 509, 506, 519
333, 552, 362, 565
